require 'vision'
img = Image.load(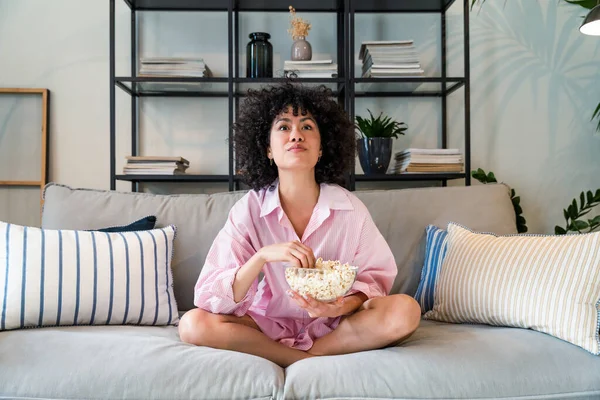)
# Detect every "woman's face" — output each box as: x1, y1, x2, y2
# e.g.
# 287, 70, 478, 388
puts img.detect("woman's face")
268, 107, 322, 172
